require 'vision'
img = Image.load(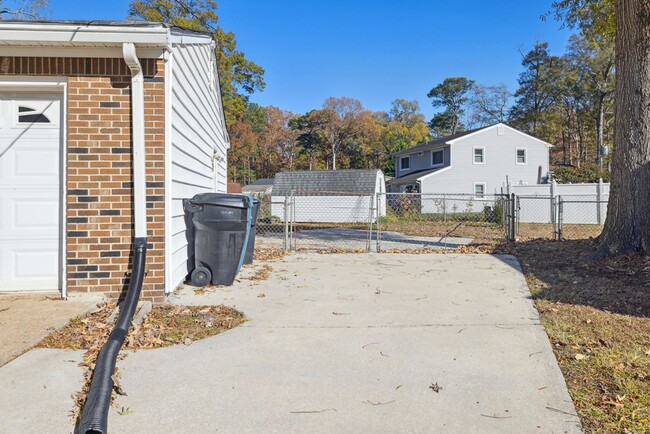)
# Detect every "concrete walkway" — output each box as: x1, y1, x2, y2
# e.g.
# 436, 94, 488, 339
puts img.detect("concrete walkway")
0, 254, 581, 433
